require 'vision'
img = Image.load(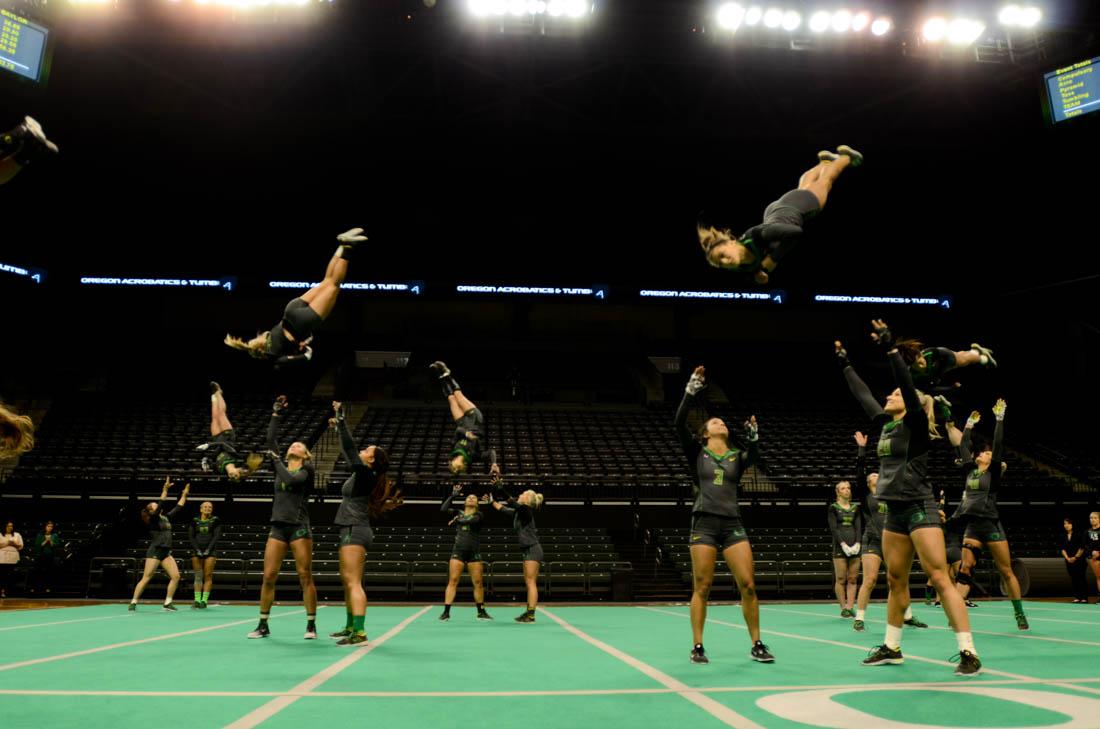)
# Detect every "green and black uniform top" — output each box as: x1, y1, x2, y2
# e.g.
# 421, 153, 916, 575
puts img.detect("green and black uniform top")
494, 487, 540, 548
188, 516, 223, 555
334, 411, 382, 528
451, 411, 485, 466
909, 347, 959, 394
729, 189, 820, 274
34, 531, 61, 560
828, 501, 863, 549
954, 419, 1005, 521
853, 445, 886, 539
266, 412, 314, 525
147, 500, 183, 550
265, 328, 312, 368
441, 492, 482, 553
205, 430, 243, 476
1086, 527, 1100, 556
674, 390, 760, 519
844, 351, 932, 503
